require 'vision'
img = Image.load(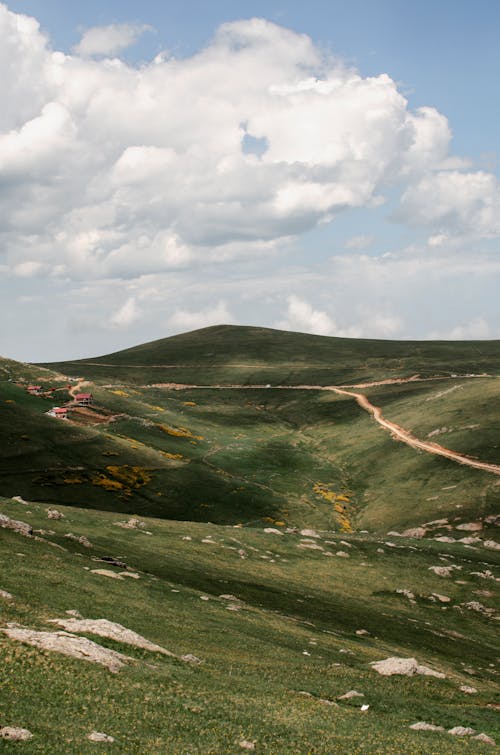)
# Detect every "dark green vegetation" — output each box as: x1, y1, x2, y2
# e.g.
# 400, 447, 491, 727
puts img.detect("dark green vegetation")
42, 324, 500, 386
1, 326, 499, 752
